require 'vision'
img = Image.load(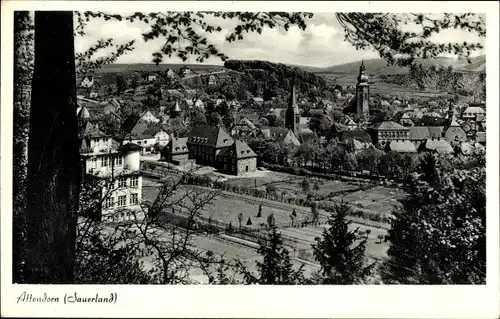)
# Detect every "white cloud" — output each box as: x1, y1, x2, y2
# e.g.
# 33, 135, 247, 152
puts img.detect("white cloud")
74, 12, 485, 67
